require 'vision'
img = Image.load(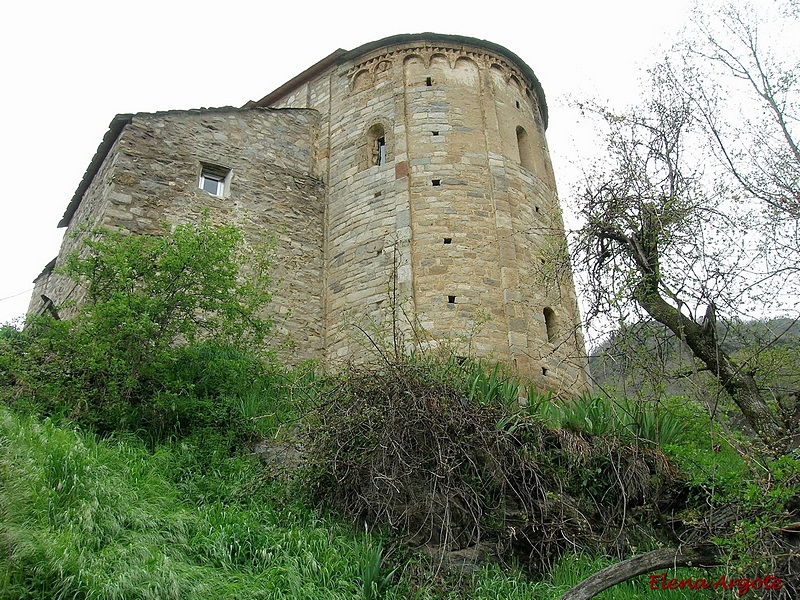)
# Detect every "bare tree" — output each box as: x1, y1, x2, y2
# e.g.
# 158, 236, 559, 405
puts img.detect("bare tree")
562, 4, 800, 597
687, 1, 800, 218
574, 2, 800, 450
